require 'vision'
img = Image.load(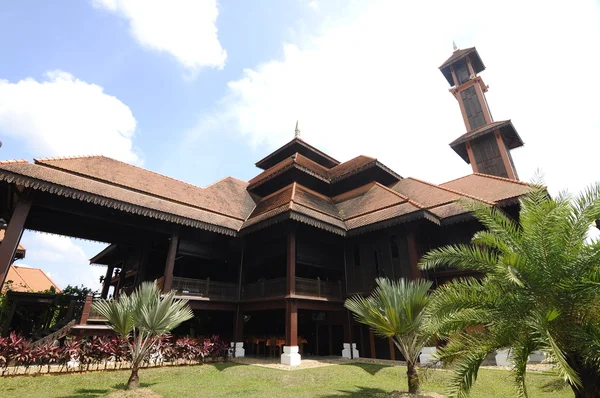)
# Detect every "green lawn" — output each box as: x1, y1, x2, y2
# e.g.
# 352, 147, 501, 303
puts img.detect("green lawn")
0, 362, 573, 398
